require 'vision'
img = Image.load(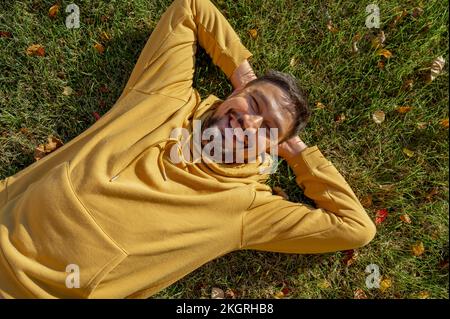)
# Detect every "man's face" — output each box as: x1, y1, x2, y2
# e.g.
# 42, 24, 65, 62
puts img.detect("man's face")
201, 81, 295, 161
